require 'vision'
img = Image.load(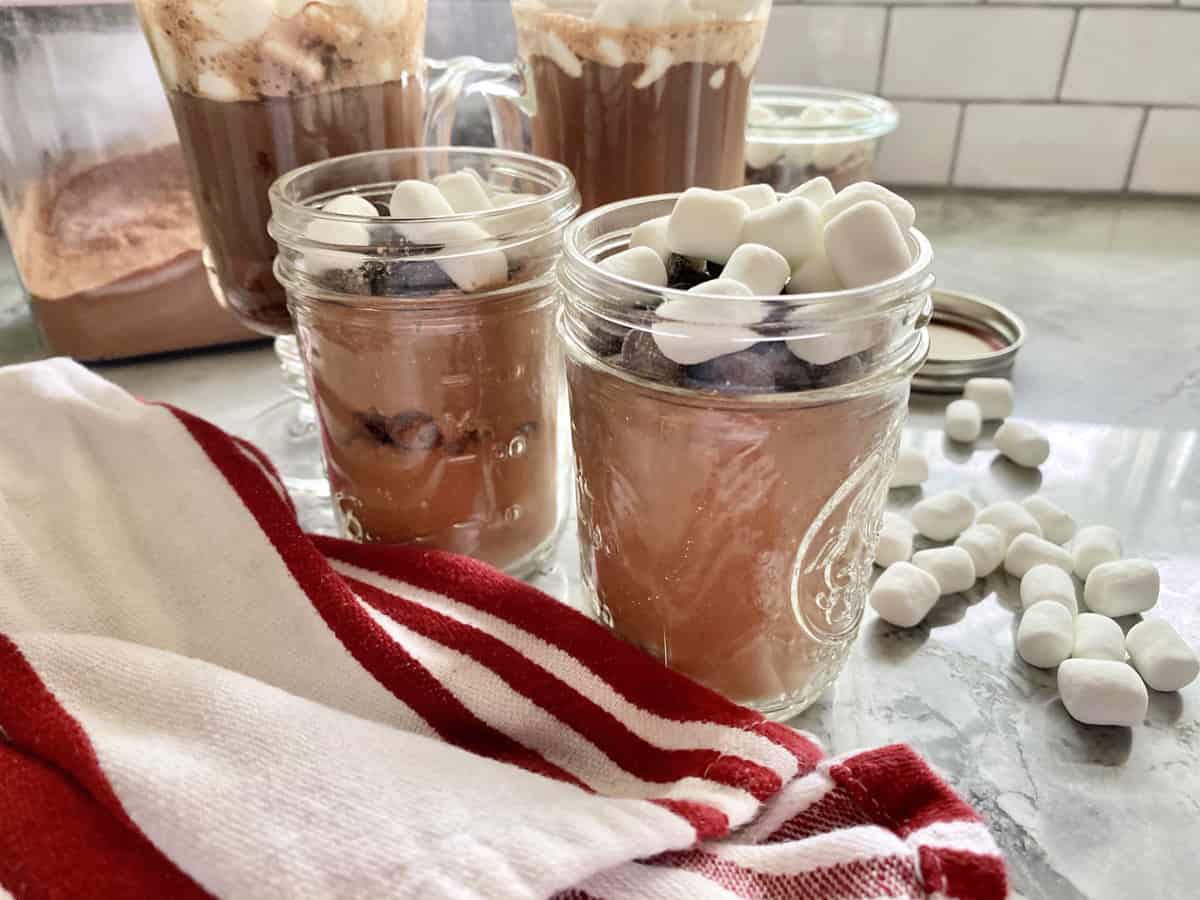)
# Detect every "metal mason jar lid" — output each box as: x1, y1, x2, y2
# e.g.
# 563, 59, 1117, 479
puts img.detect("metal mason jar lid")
912, 289, 1026, 393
